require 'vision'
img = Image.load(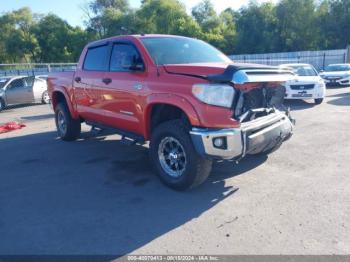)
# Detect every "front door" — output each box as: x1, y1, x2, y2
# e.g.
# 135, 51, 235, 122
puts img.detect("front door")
98, 42, 147, 135
5, 78, 33, 105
